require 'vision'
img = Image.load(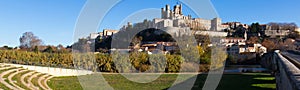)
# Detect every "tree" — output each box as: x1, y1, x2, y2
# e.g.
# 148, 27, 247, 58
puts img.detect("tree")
33, 46, 39, 53
250, 23, 261, 33
1, 46, 13, 50
262, 39, 276, 52
232, 25, 247, 38
43, 46, 54, 53
210, 47, 227, 70
19, 32, 43, 49
72, 38, 92, 52
56, 44, 69, 53
278, 38, 296, 51
249, 36, 260, 44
